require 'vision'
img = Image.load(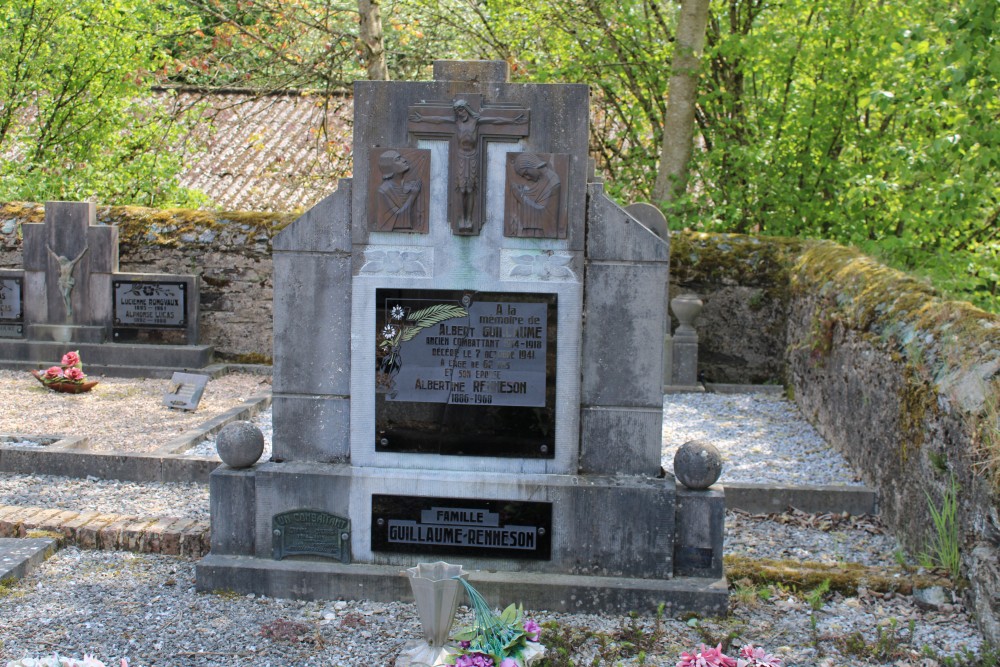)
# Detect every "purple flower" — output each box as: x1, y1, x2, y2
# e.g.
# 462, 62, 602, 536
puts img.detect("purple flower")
499, 659, 519, 667
455, 653, 494, 667
523, 619, 541, 642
